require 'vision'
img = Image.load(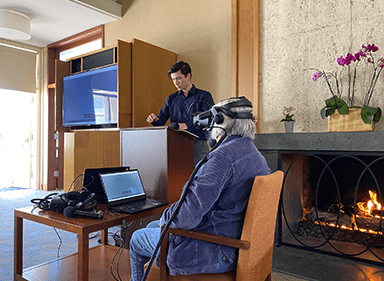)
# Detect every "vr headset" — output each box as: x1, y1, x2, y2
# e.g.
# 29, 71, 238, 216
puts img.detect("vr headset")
192, 96, 254, 130
31, 188, 103, 219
